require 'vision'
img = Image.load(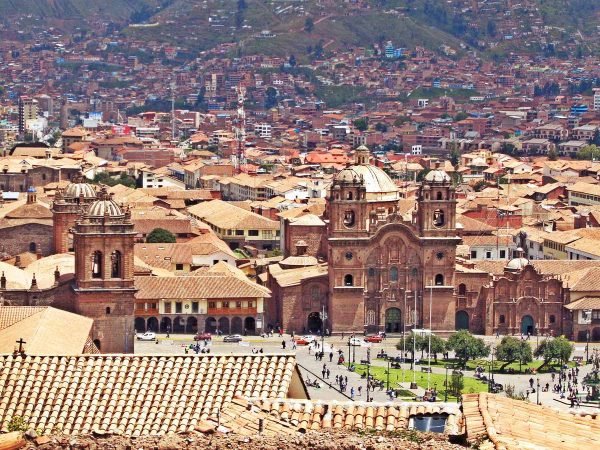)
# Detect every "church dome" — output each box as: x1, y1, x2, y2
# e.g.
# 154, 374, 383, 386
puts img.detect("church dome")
86, 187, 123, 217
424, 168, 451, 183
333, 146, 399, 202
64, 173, 96, 199
506, 257, 529, 270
